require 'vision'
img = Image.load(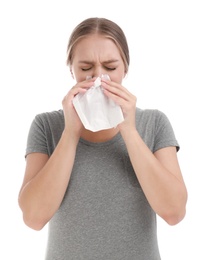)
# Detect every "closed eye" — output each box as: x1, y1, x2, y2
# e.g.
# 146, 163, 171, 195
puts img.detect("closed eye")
105, 67, 116, 71
81, 67, 92, 71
